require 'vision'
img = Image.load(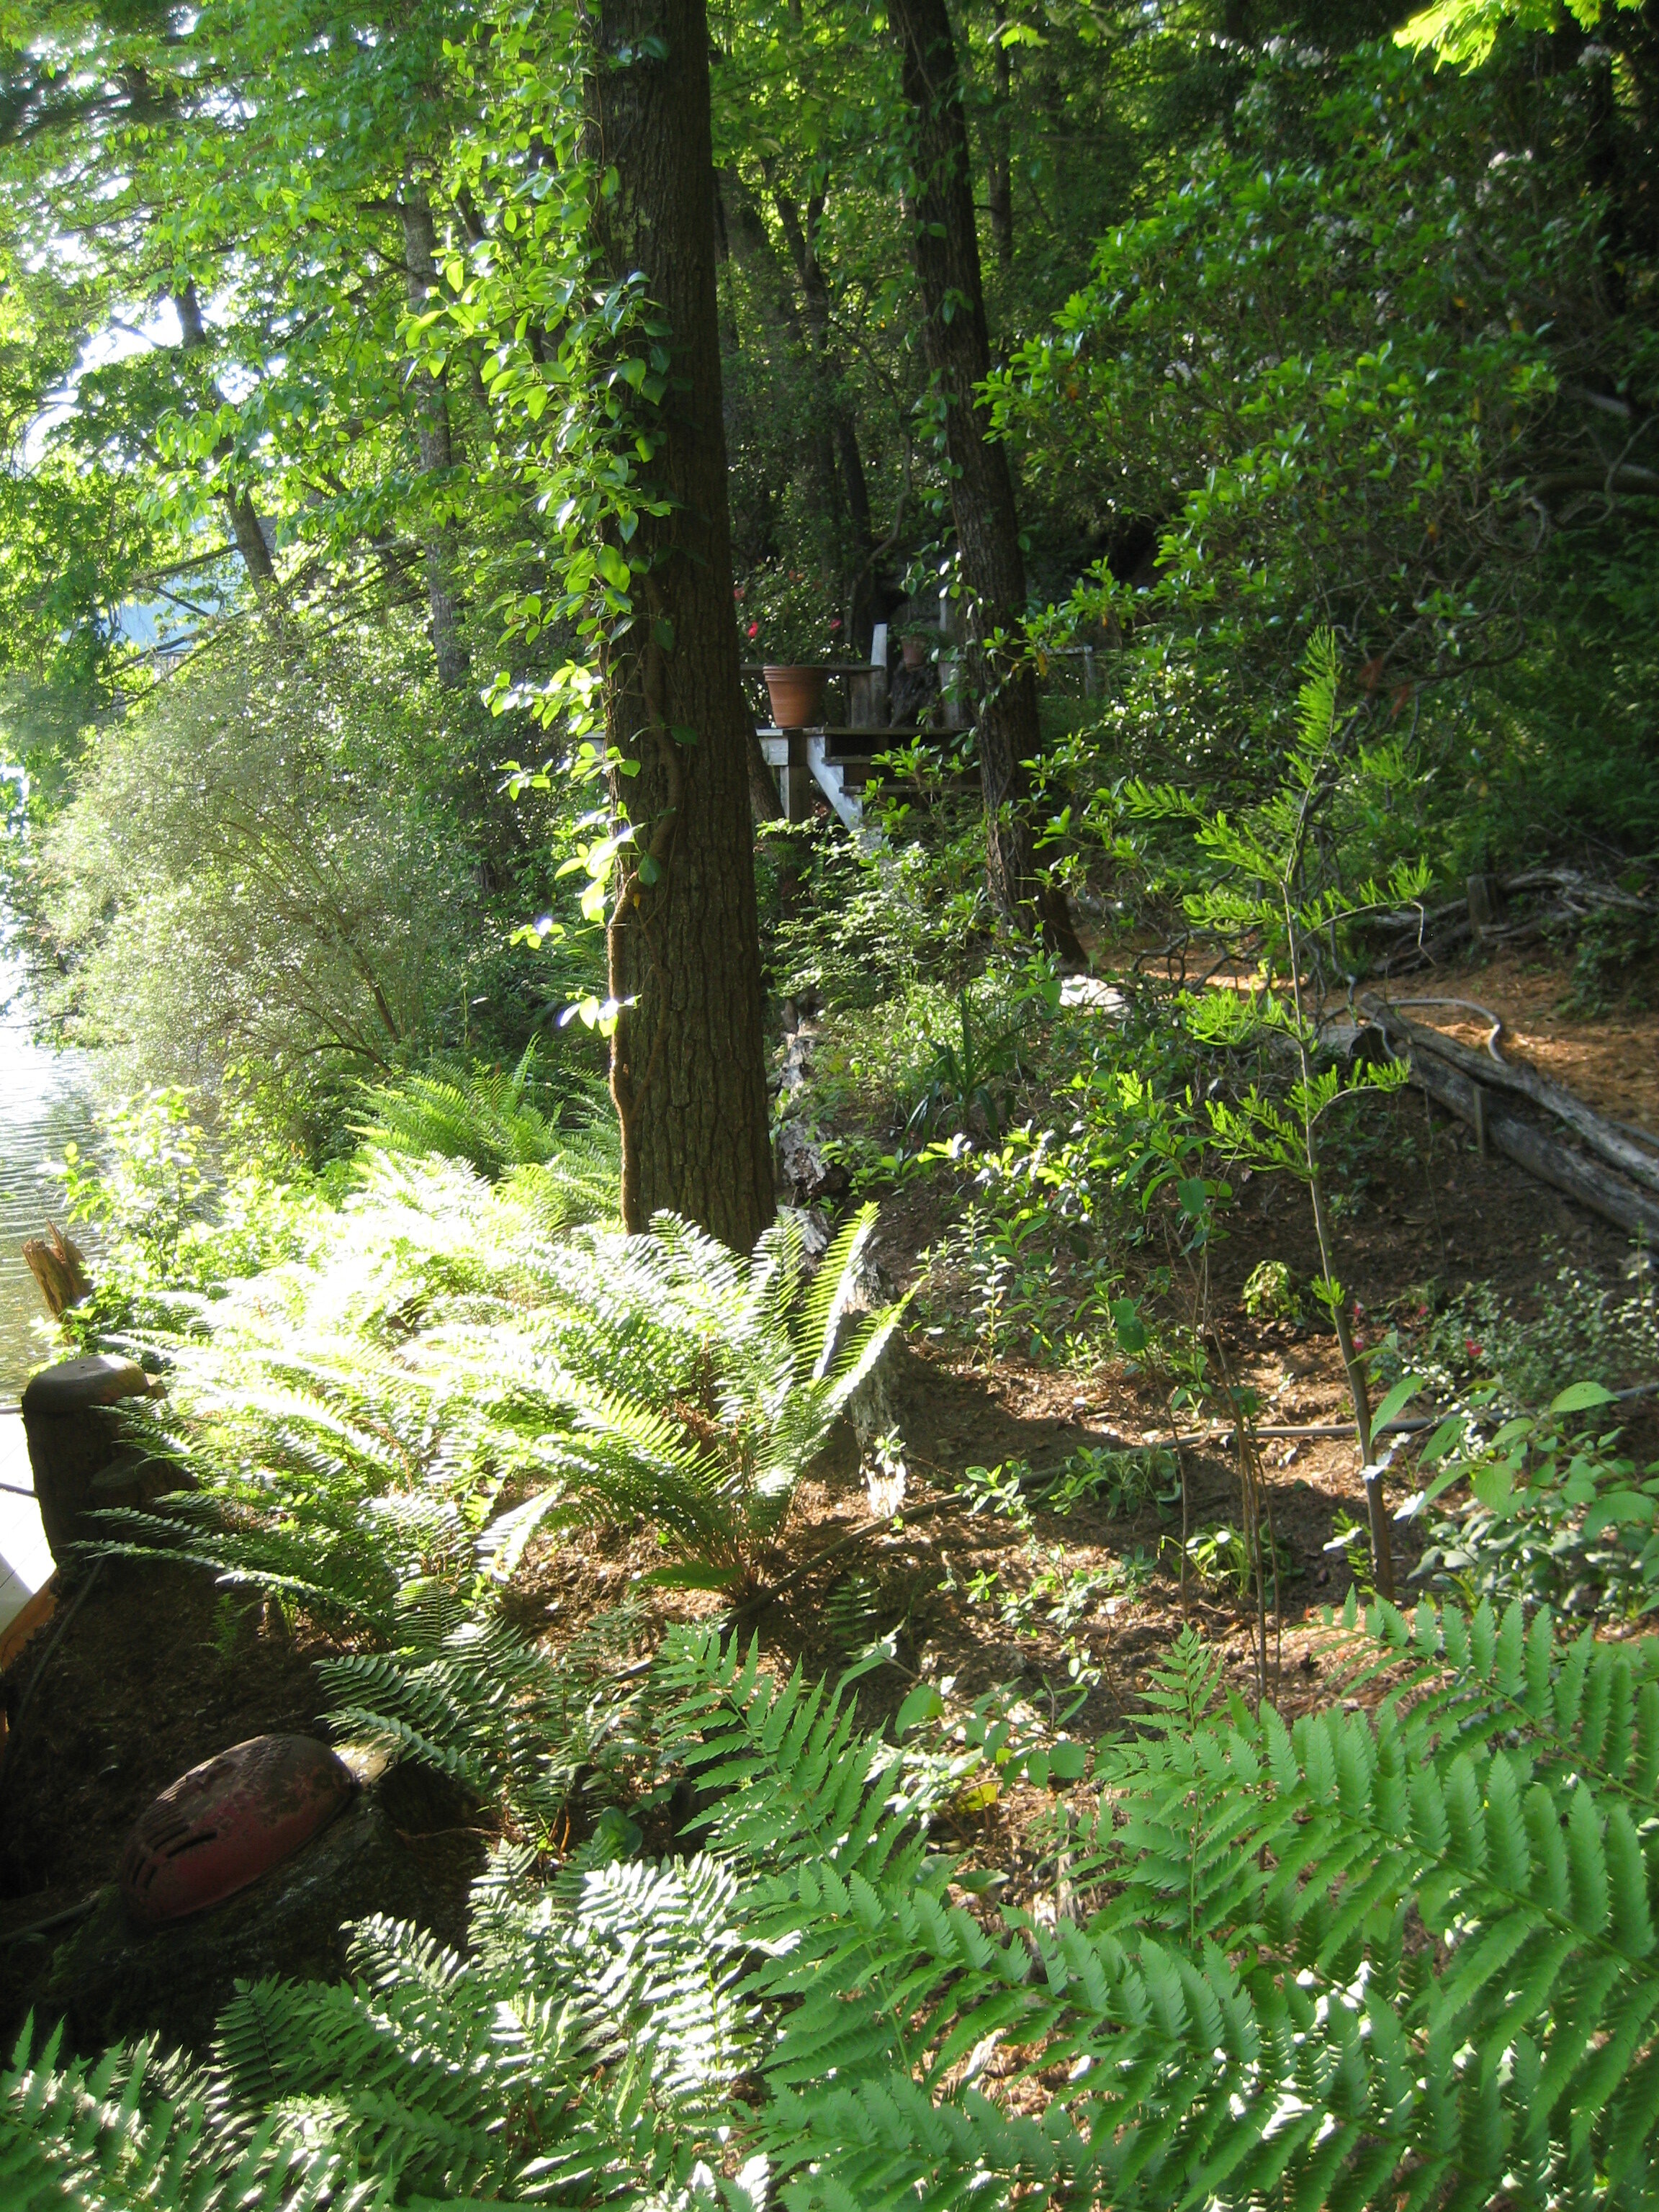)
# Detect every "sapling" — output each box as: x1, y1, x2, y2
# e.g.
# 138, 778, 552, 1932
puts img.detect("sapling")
1123, 631, 1429, 1599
